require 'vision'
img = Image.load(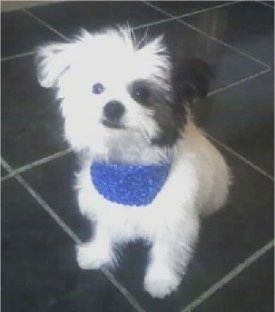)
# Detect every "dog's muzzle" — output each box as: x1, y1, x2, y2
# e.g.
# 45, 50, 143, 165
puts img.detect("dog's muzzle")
102, 101, 125, 128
